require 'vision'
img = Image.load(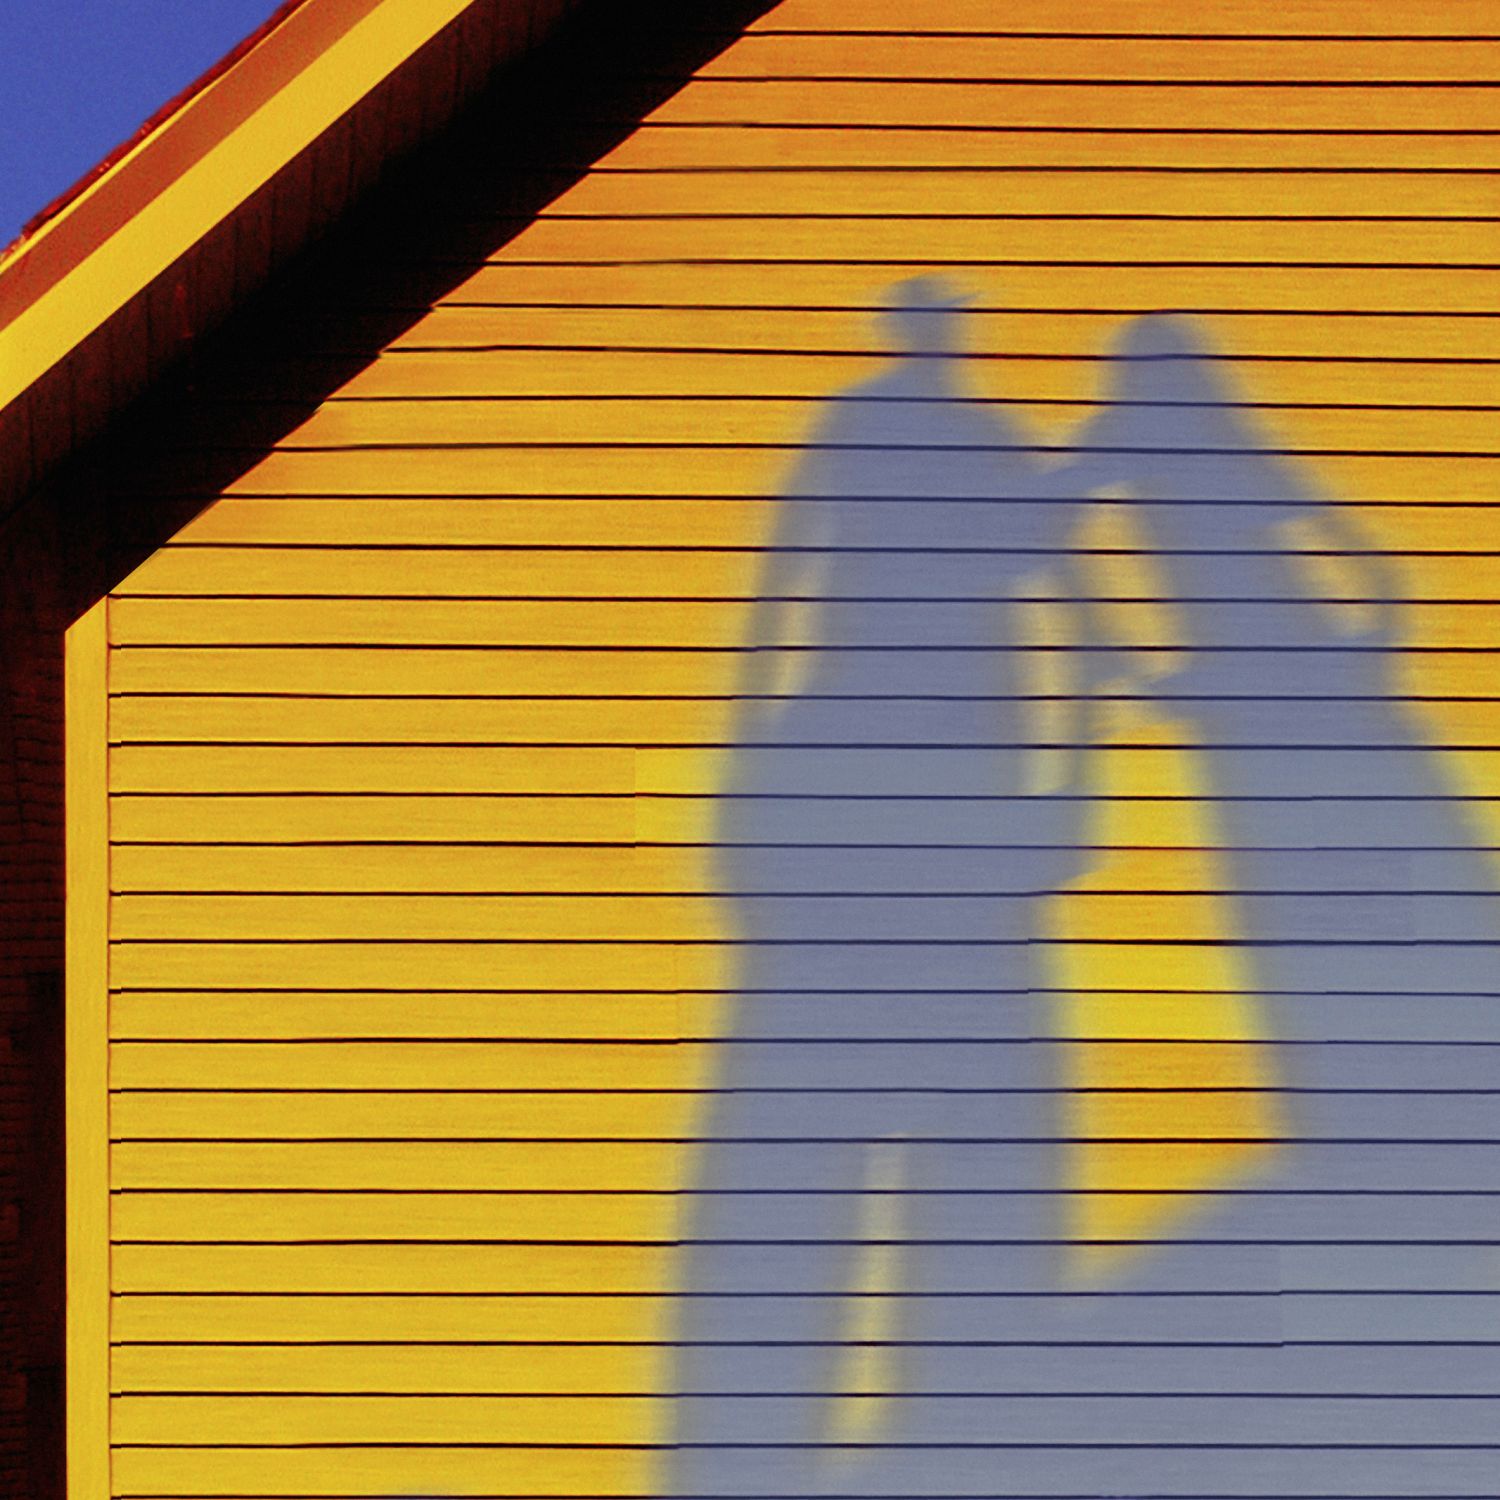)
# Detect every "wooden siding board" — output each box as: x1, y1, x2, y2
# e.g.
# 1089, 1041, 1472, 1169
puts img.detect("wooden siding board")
0, 396, 35, 518
99, 274, 155, 436
452, 2, 498, 112
690, 33, 1500, 81
143, 271, 195, 396
229, 178, 278, 309
65, 335, 116, 478
187, 217, 244, 365
635, 78, 1497, 131
24, 366, 76, 495
489, 0, 530, 67
64, 603, 110, 1500
740, 0, 1500, 35
302, 117, 357, 248
379, 31, 435, 171
344, 67, 392, 204
267, 151, 319, 285
424, 22, 465, 147
561, 127, 1500, 171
